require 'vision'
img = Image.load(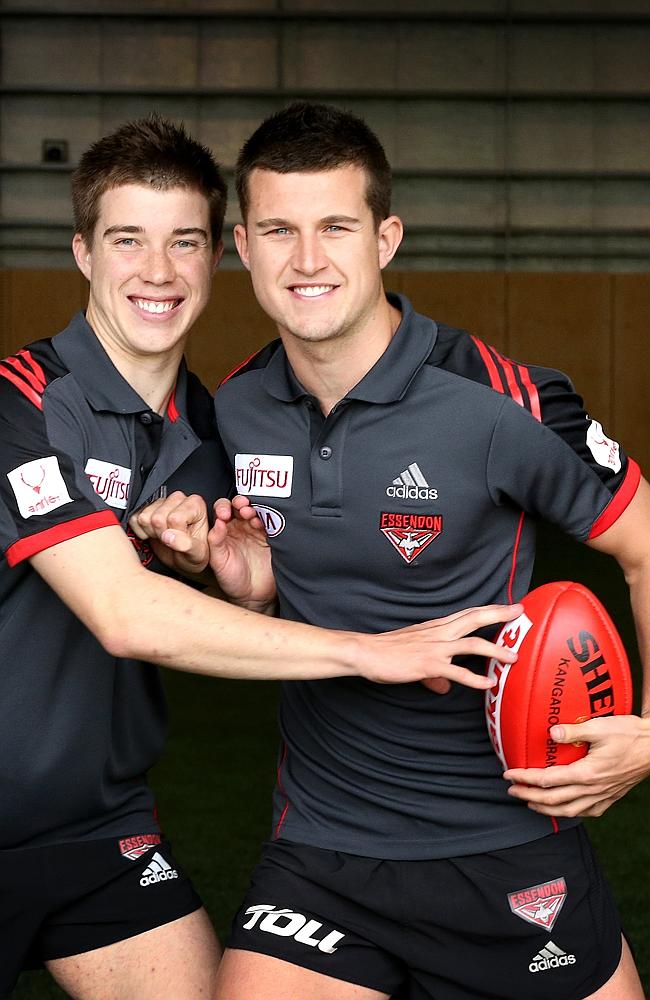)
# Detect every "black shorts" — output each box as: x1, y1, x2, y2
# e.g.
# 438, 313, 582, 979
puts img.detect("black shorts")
226, 827, 623, 1000
0, 835, 202, 999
